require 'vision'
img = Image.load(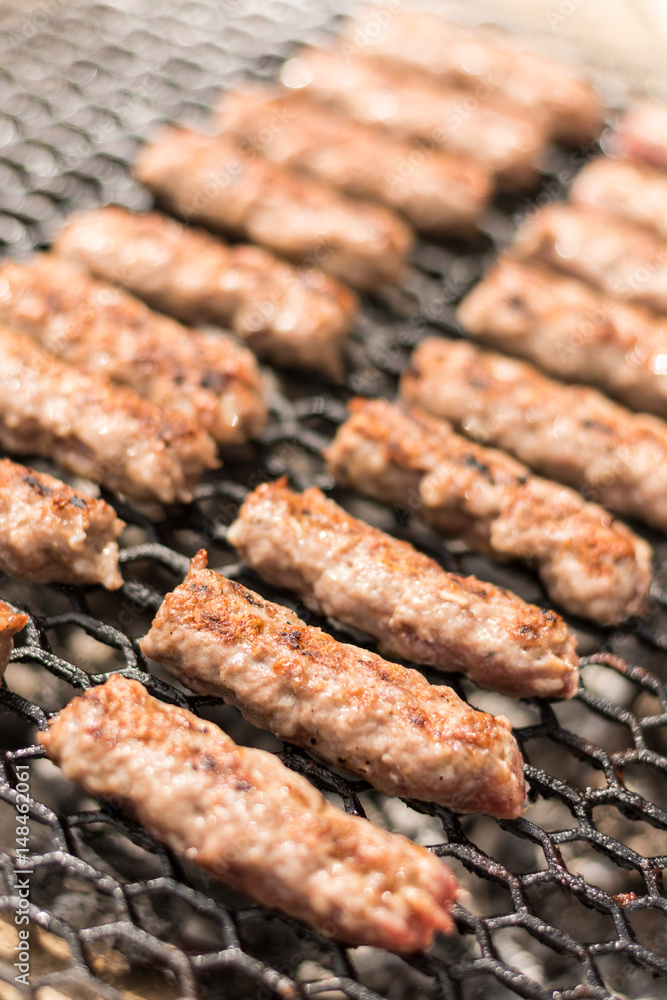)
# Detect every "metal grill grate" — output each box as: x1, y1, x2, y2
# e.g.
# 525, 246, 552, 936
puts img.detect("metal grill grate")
1, 2, 667, 998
